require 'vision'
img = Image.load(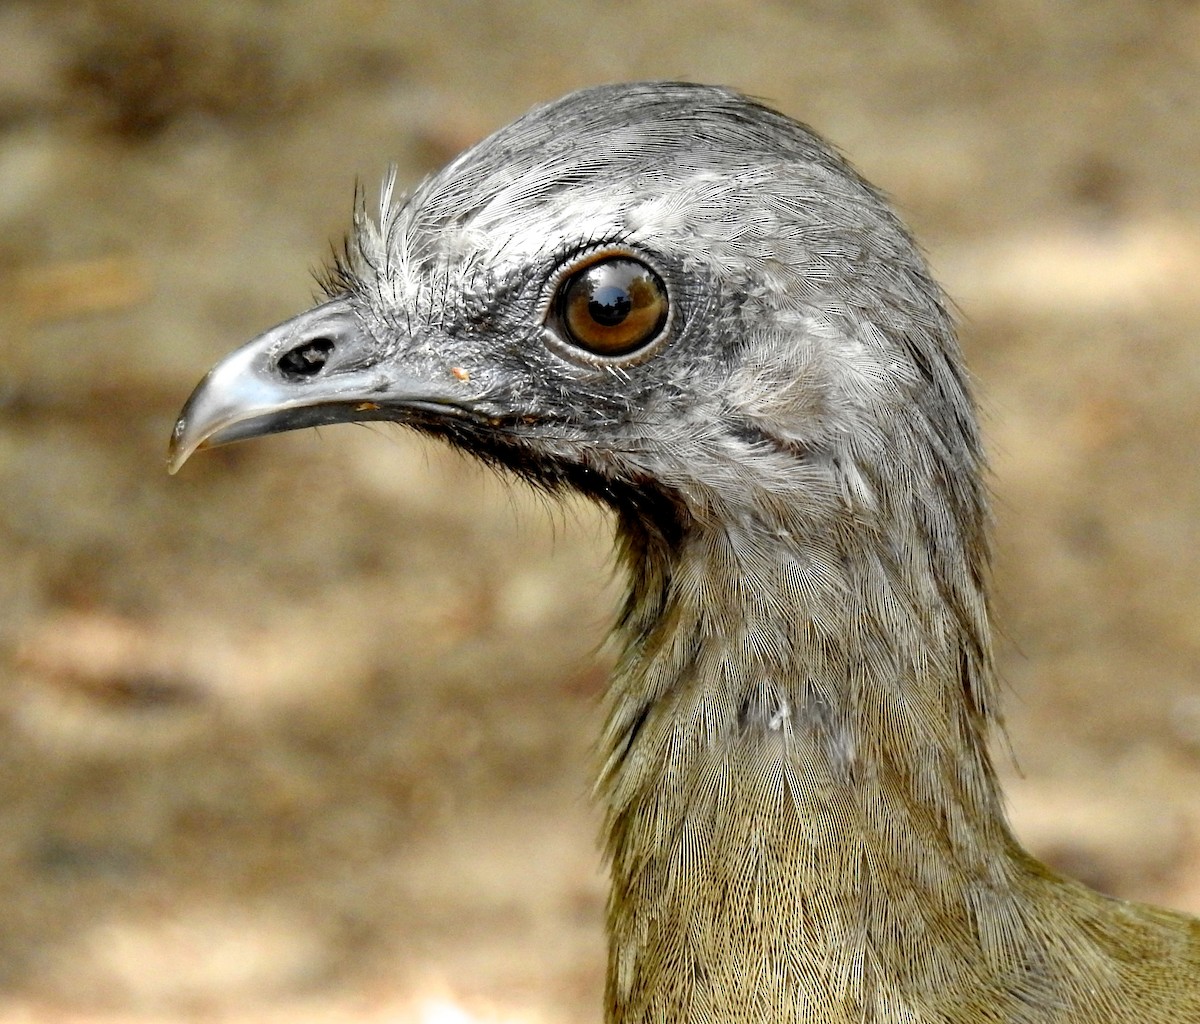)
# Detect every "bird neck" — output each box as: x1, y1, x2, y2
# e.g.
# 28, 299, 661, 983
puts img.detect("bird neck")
598, 497, 1024, 1022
